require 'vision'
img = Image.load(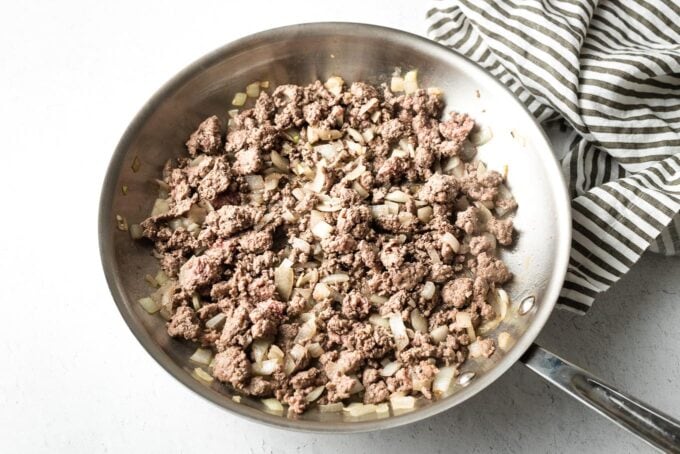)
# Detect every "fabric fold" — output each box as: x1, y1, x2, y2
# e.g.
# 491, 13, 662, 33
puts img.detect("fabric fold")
426, 0, 680, 313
